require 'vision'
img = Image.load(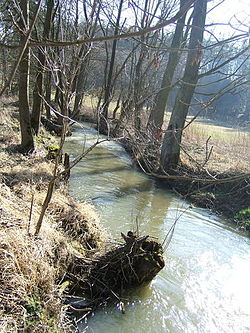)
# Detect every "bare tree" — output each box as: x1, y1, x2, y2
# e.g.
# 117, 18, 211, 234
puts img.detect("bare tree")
18, 0, 35, 153
72, 0, 101, 119
100, 0, 125, 132
147, 0, 187, 131
31, 0, 55, 135
160, 0, 208, 171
